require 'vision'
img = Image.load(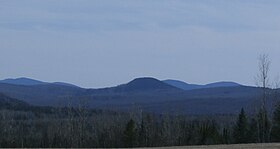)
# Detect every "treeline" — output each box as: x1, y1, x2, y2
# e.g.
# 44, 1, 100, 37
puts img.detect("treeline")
0, 103, 280, 148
